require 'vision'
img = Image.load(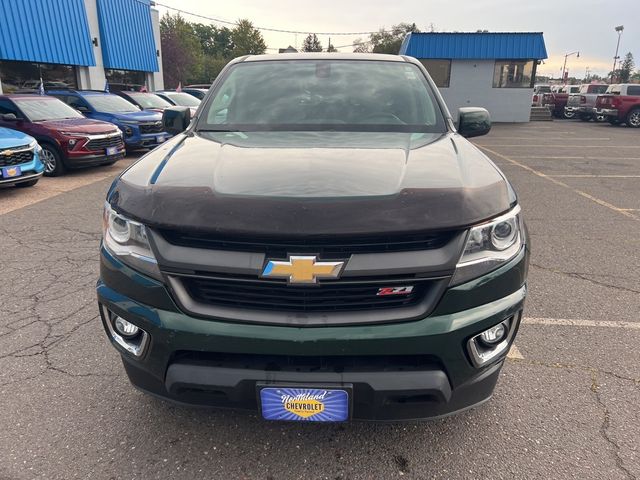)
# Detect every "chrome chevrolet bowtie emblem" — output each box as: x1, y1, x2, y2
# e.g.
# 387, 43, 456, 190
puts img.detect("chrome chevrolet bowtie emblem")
261, 256, 345, 284
1, 149, 14, 156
